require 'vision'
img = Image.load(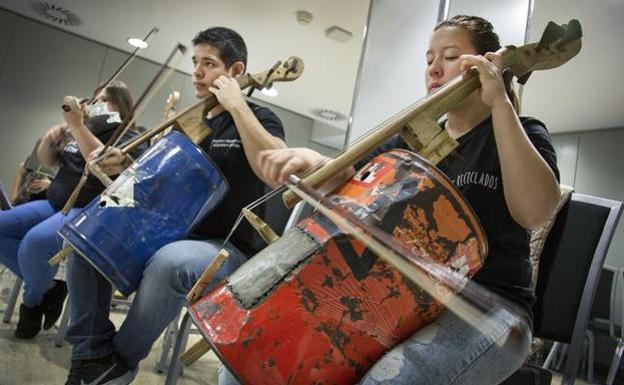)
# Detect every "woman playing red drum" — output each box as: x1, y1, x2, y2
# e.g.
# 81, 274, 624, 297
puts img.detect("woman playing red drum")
225, 15, 561, 385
